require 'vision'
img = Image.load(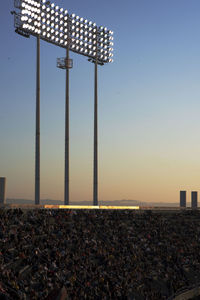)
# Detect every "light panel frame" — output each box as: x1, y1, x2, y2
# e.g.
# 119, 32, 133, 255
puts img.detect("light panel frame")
14, 0, 114, 64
